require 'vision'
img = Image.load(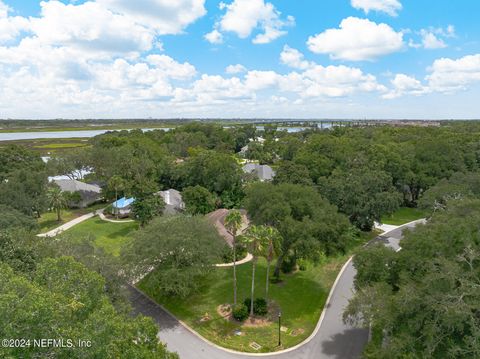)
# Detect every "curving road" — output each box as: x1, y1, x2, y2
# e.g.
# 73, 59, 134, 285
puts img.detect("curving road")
128, 220, 425, 359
